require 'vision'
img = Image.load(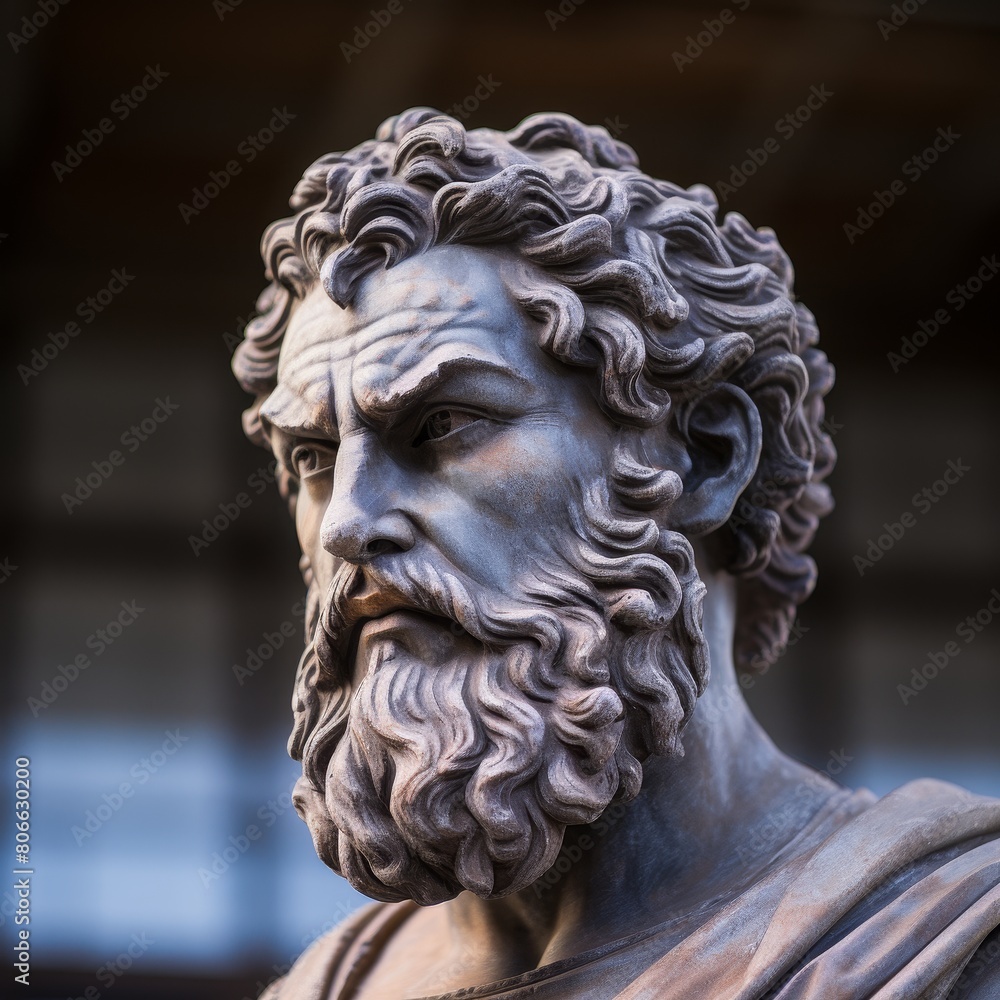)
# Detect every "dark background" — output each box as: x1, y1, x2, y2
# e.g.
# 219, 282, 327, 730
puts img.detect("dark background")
3, 0, 998, 997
